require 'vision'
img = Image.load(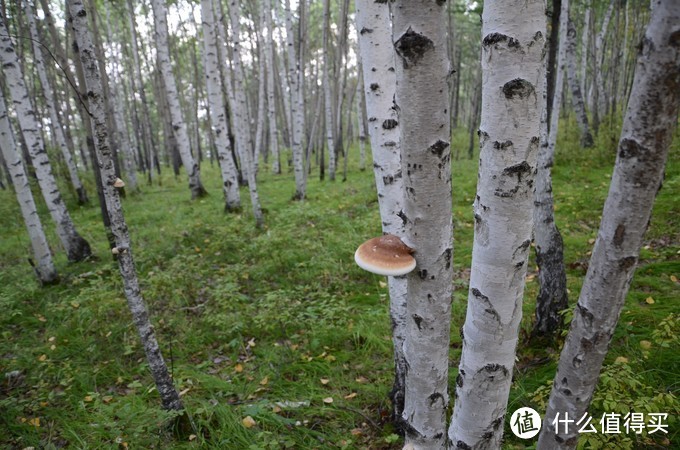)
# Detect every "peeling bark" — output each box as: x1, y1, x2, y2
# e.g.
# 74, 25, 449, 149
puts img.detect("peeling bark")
537, 1, 680, 448
449, 0, 545, 447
